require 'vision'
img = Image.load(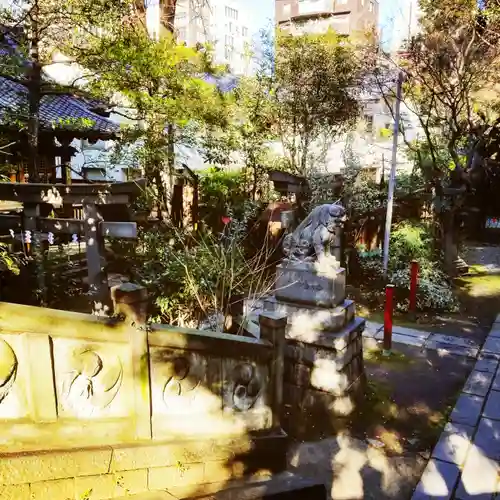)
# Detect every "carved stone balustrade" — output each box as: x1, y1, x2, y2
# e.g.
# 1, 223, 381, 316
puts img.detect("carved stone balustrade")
0, 287, 290, 499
